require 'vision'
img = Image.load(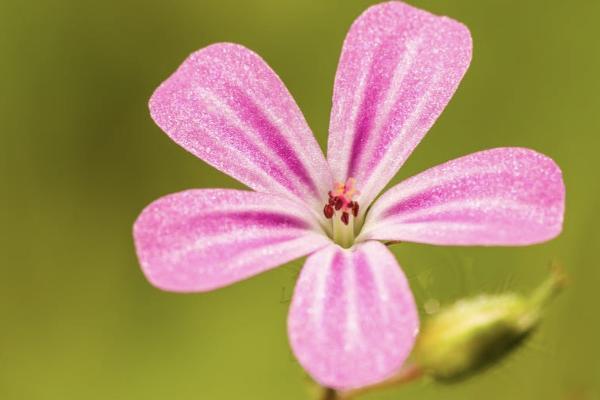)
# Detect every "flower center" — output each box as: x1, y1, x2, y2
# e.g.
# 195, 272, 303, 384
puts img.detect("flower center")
323, 178, 360, 247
